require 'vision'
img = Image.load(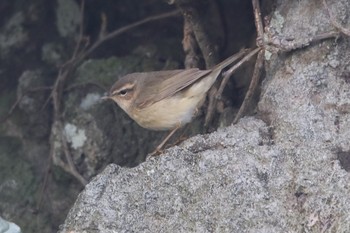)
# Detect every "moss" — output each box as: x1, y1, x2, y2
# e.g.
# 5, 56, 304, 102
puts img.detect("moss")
75, 55, 143, 87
